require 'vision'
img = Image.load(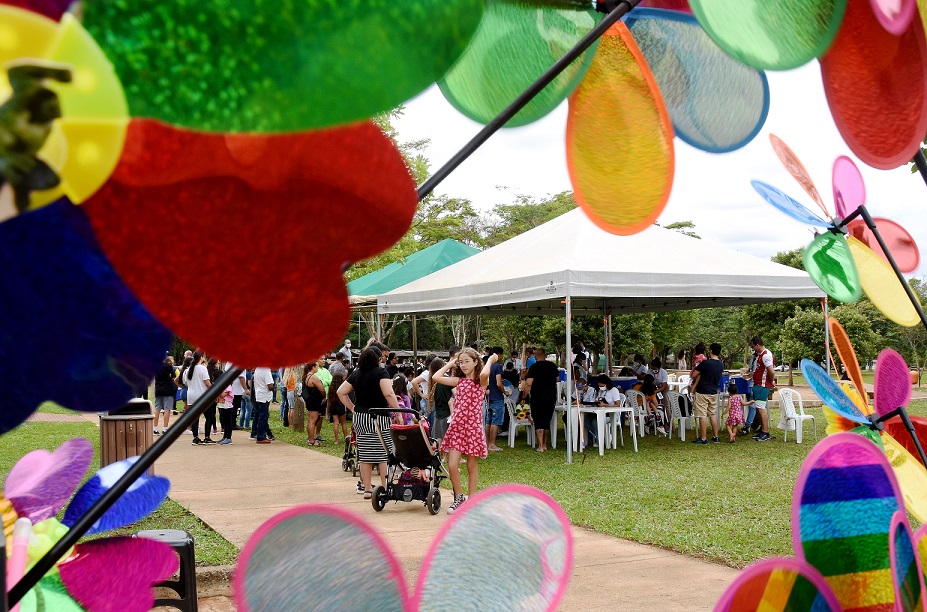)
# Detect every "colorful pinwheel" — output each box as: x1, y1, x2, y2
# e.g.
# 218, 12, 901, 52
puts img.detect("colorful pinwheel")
0, 0, 482, 431
234, 484, 572, 611
752, 135, 922, 327
434, 1, 770, 235
716, 433, 927, 612
799, 318, 927, 523
1, 438, 177, 612
691, 0, 927, 171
